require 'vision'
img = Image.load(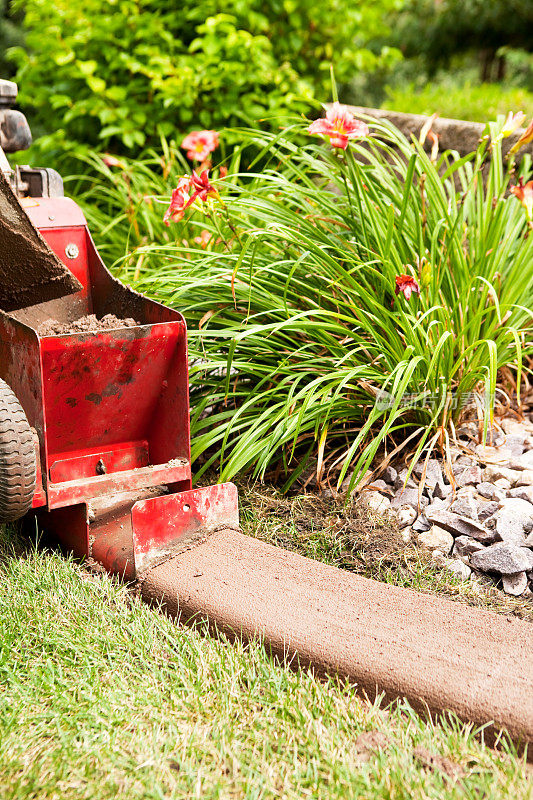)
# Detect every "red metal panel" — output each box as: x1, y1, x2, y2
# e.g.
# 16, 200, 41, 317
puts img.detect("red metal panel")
49, 440, 149, 483
47, 460, 190, 508
0, 310, 47, 481
89, 500, 136, 580
131, 483, 239, 573
24, 197, 87, 230
37, 502, 90, 559
40, 321, 186, 455
147, 325, 190, 466
31, 430, 46, 508
37, 227, 90, 300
